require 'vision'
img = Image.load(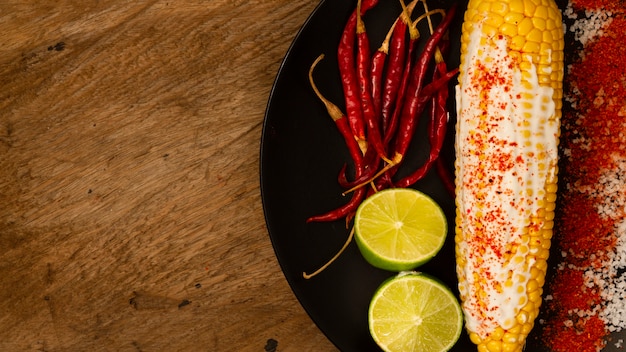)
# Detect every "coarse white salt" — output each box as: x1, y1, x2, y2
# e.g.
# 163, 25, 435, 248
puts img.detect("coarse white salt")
566, 2, 614, 49
597, 222, 626, 332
